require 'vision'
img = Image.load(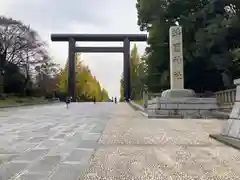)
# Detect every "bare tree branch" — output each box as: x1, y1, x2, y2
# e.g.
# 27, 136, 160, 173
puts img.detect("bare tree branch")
0, 16, 56, 93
